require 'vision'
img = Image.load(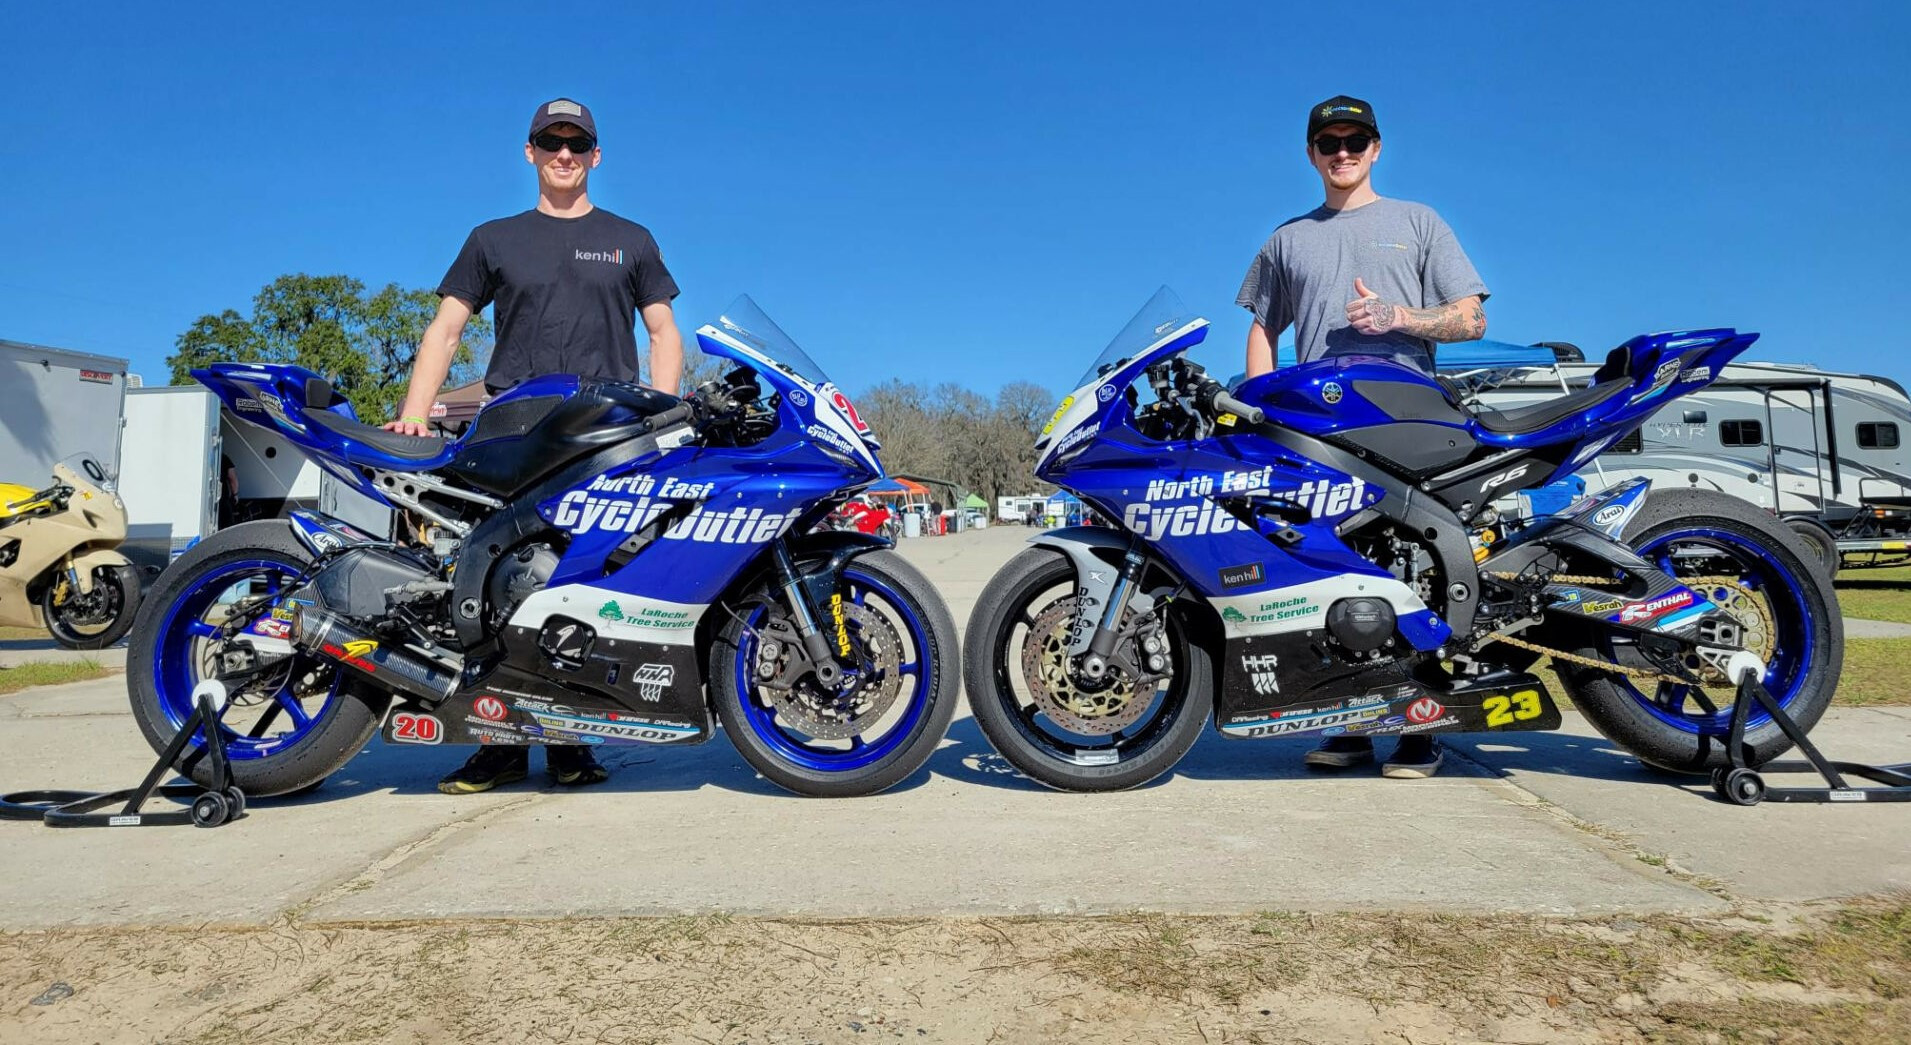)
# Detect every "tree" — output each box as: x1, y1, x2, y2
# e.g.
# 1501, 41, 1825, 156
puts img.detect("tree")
856, 379, 1056, 505
167, 274, 492, 422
